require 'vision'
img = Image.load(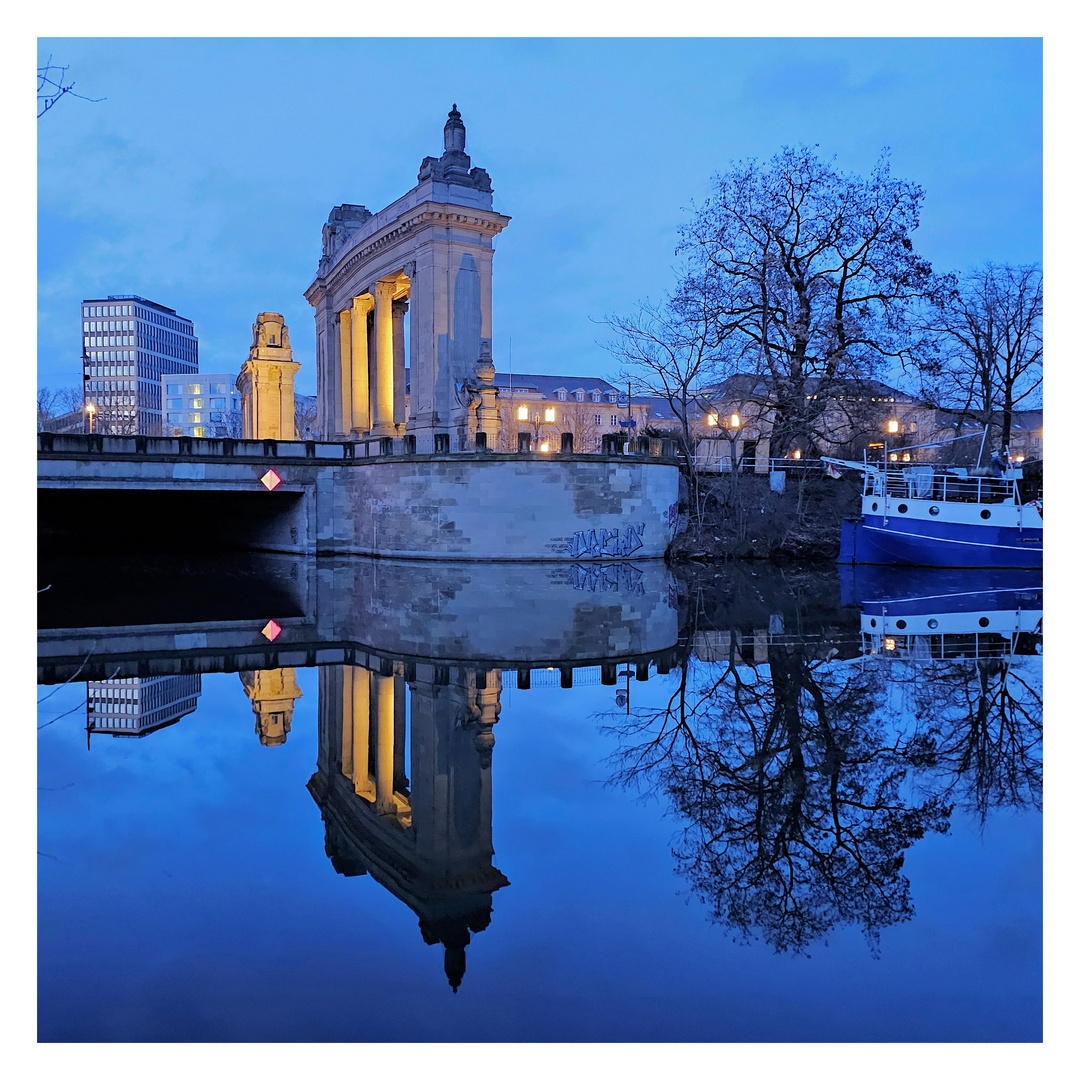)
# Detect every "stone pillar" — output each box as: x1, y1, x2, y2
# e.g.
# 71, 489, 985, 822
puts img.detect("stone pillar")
372, 673, 396, 815
337, 308, 352, 436
392, 298, 408, 428
351, 295, 372, 434
346, 666, 373, 799
372, 281, 397, 436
